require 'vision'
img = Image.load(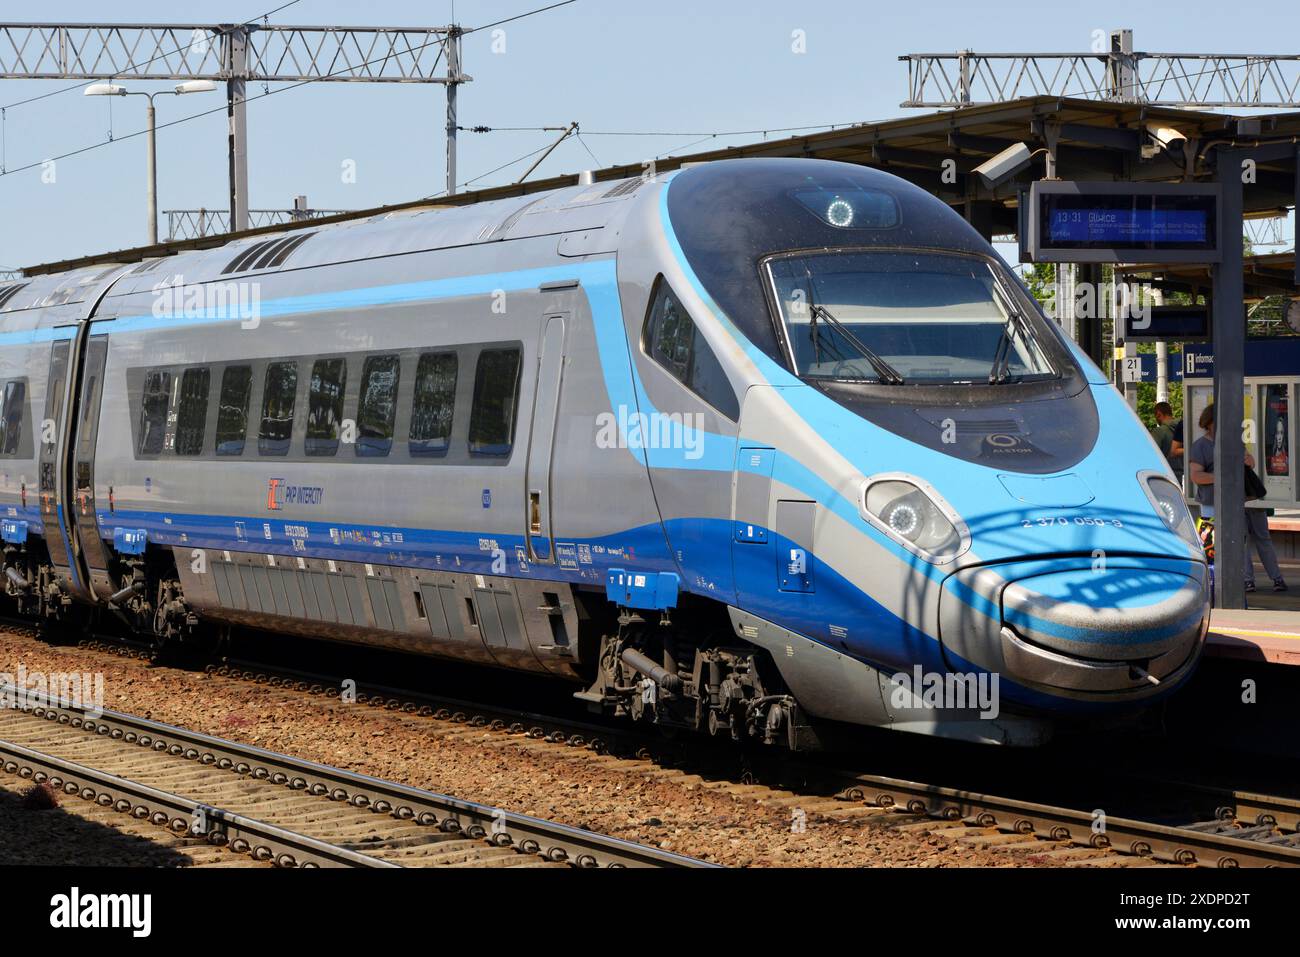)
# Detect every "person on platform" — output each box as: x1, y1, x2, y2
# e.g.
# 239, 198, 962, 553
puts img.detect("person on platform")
1152, 401, 1182, 485
1170, 416, 1184, 465
1189, 403, 1287, 593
